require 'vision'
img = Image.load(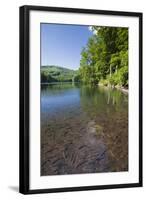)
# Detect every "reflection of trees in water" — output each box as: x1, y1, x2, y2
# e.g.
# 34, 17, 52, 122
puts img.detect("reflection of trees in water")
80, 85, 128, 118
79, 85, 128, 172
